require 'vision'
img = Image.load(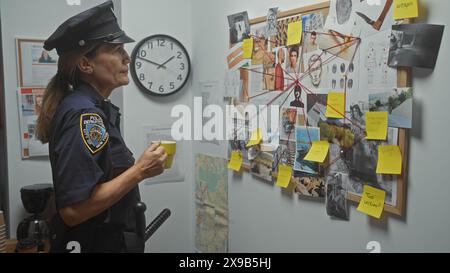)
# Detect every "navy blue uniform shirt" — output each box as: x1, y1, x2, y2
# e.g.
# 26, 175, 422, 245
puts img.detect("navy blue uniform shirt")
48, 82, 142, 252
